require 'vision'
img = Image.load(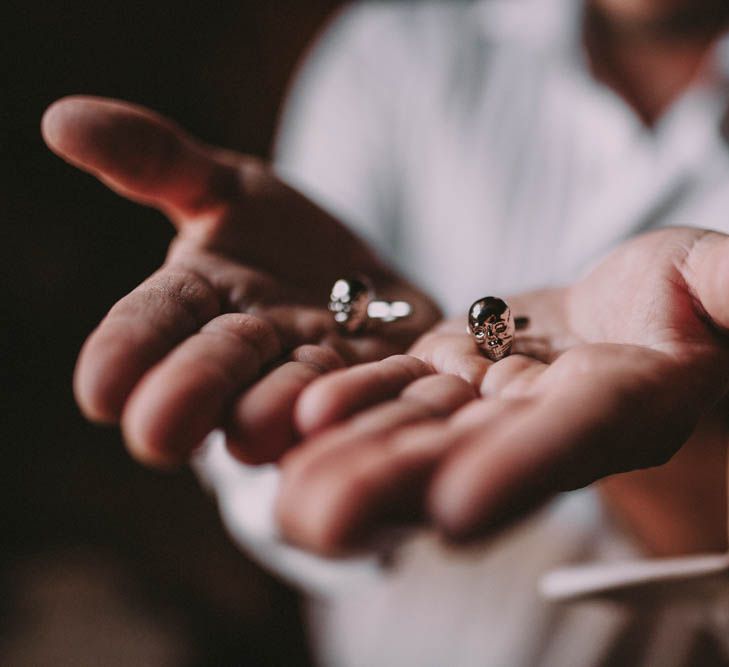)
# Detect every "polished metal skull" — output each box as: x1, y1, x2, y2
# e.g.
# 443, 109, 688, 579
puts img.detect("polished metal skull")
467, 296, 515, 361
